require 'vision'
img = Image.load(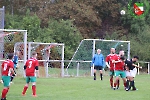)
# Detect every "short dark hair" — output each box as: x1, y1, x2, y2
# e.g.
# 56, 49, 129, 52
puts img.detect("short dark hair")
133, 56, 139, 60
8, 53, 14, 59
32, 52, 37, 56
120, 56, 125, 60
